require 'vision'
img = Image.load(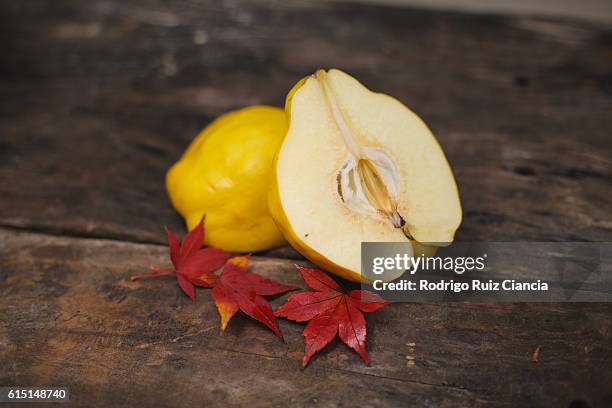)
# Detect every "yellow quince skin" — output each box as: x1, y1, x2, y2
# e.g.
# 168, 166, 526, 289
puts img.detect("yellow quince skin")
166, 106, 287, 252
